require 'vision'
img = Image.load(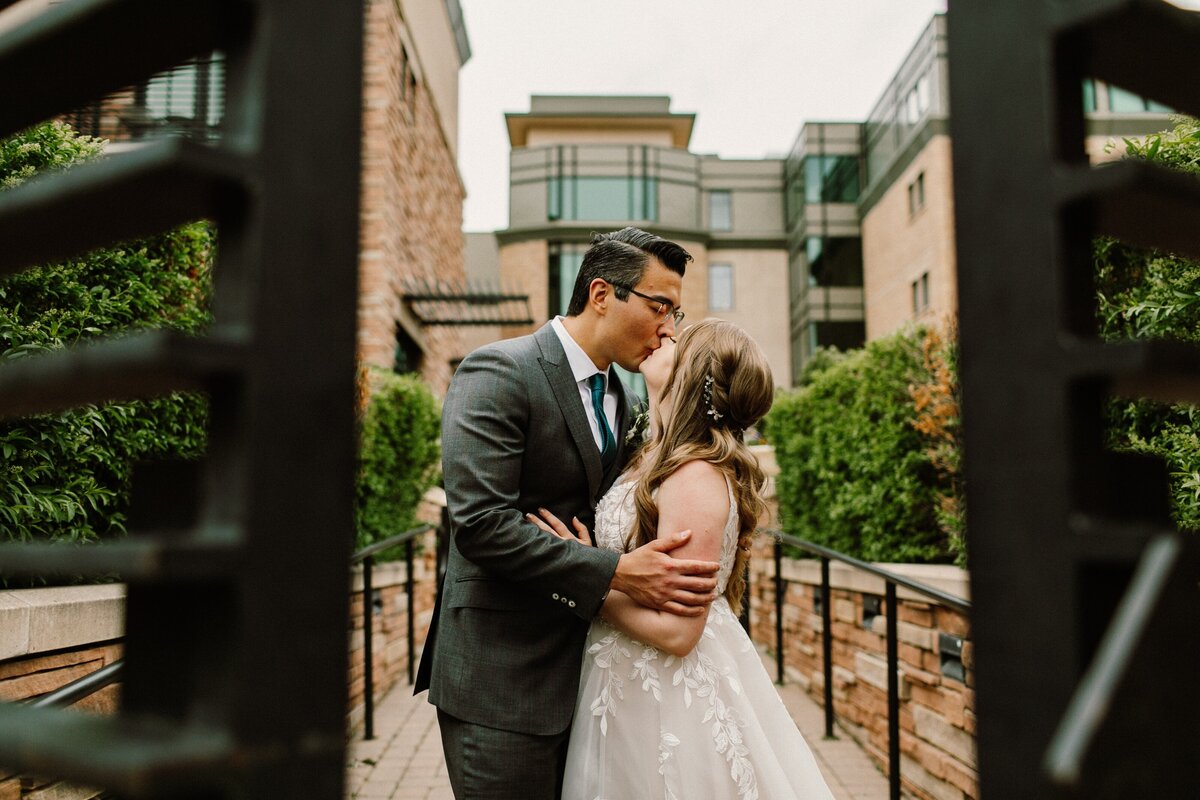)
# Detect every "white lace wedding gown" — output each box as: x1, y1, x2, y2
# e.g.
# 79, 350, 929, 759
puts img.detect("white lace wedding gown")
562, 477, 835, 800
